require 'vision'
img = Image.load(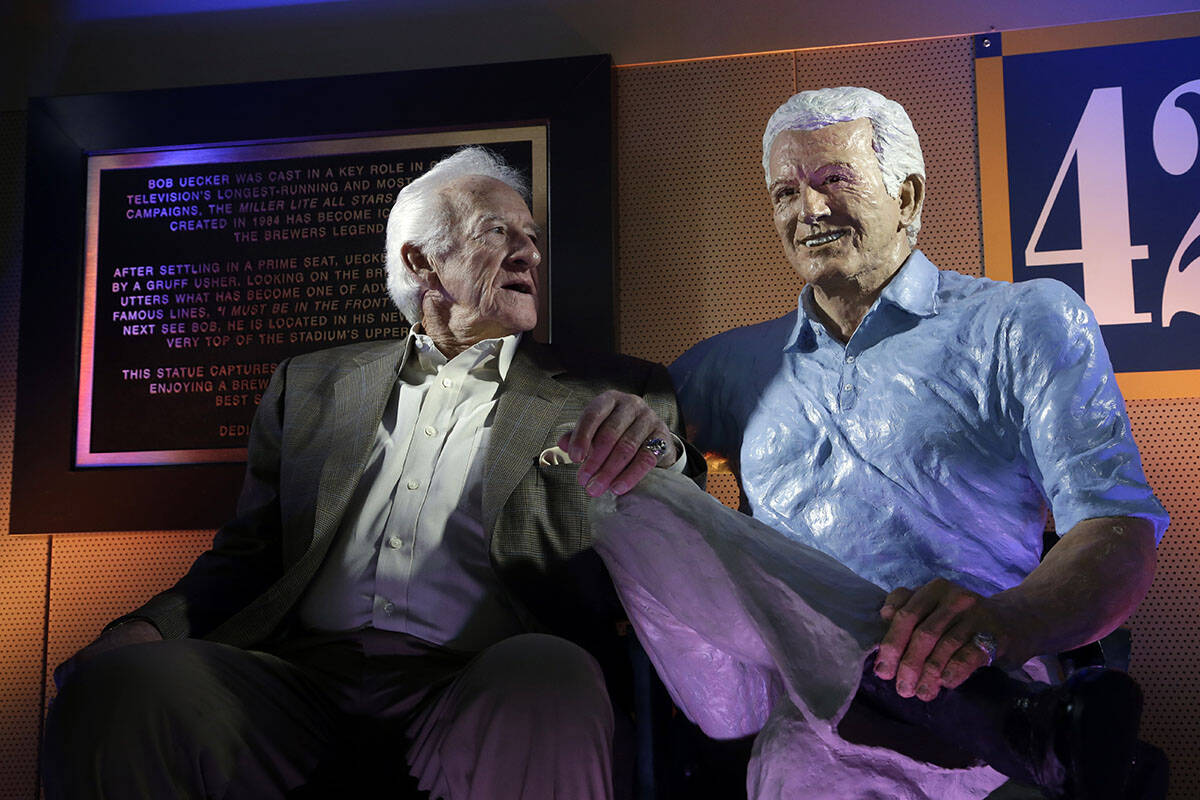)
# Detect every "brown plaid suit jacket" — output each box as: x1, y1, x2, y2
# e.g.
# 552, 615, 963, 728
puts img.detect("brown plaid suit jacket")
122, 336, 699, 663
